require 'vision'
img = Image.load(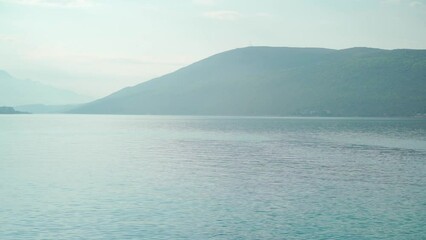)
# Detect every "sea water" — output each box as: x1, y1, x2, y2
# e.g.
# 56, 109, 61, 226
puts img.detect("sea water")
0, 115, 425, 239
